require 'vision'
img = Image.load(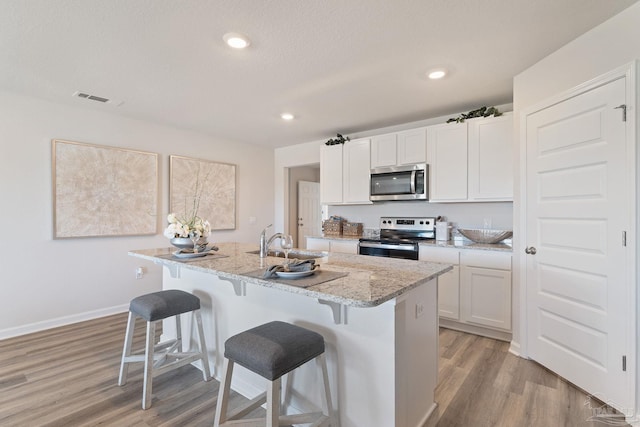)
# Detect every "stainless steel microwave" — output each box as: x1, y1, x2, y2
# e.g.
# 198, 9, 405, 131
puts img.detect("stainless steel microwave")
370, 163, 428, 201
